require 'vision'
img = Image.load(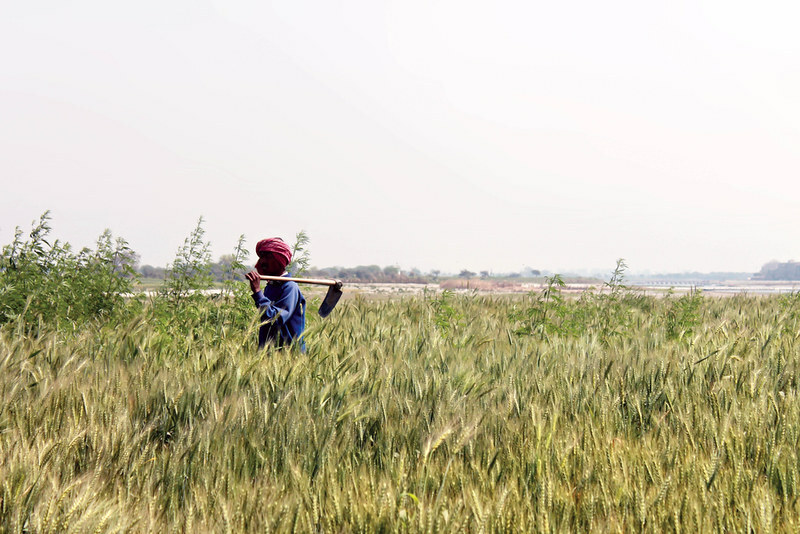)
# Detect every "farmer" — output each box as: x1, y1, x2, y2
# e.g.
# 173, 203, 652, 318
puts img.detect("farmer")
244, 238, 306, 350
